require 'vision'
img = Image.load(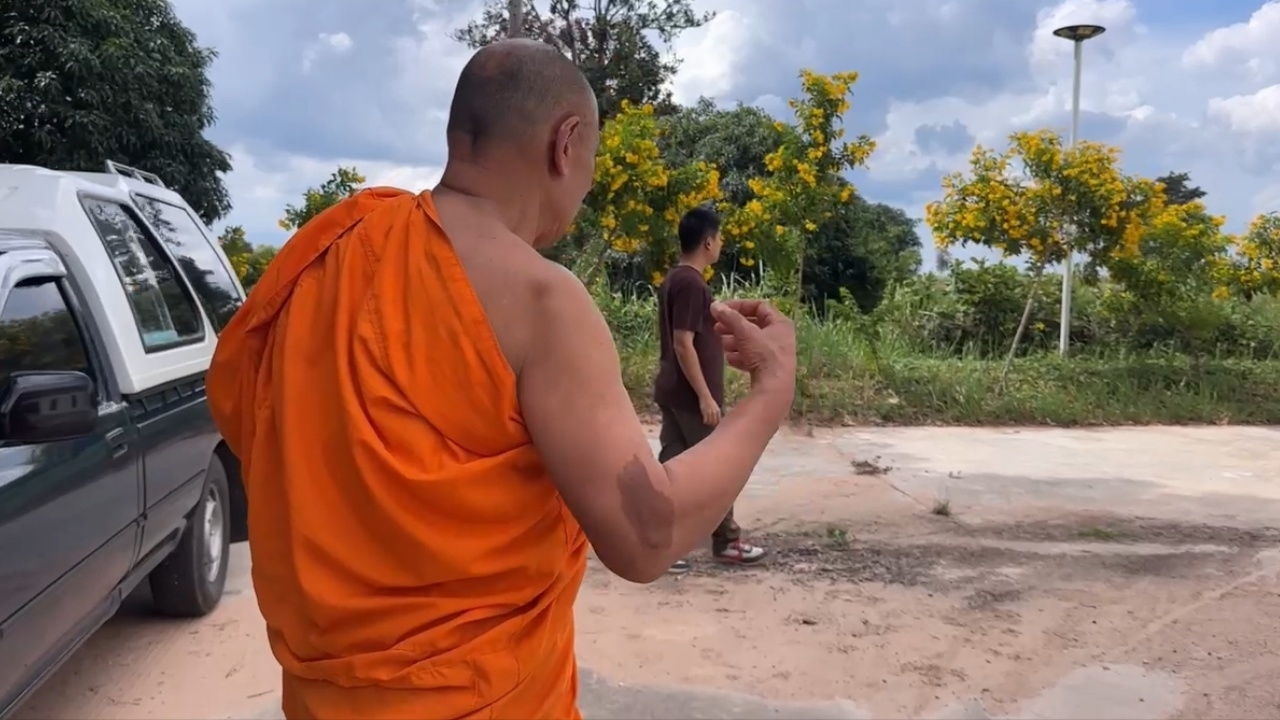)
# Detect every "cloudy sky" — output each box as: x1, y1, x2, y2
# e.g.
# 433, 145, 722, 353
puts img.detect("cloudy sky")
170, 0, 1280, 266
